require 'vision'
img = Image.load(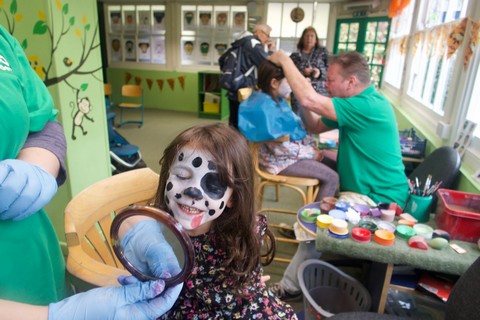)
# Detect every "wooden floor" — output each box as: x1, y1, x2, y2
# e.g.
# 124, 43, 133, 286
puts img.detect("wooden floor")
115, 108, 306, 313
